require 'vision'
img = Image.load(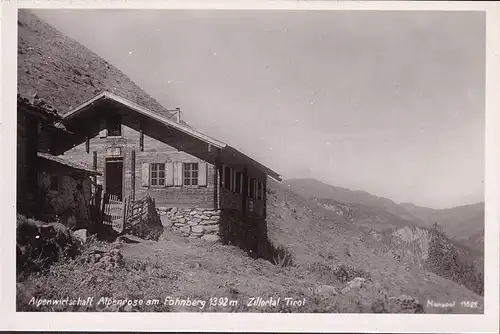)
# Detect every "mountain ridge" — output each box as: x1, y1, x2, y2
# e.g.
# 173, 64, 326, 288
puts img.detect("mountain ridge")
17, 9, 175, 118
284, 178, 484, 252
